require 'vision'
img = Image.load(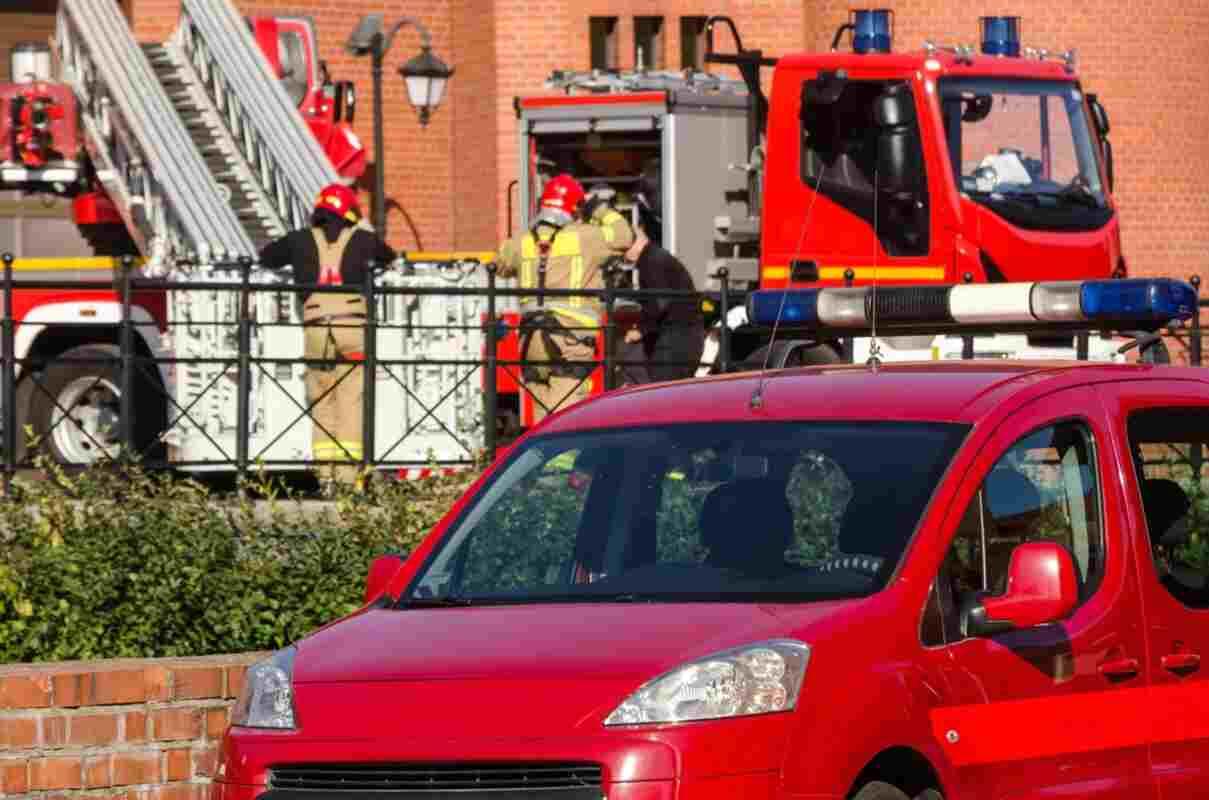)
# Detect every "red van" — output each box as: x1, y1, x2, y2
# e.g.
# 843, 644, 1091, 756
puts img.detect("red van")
215, 313, 1209, 800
